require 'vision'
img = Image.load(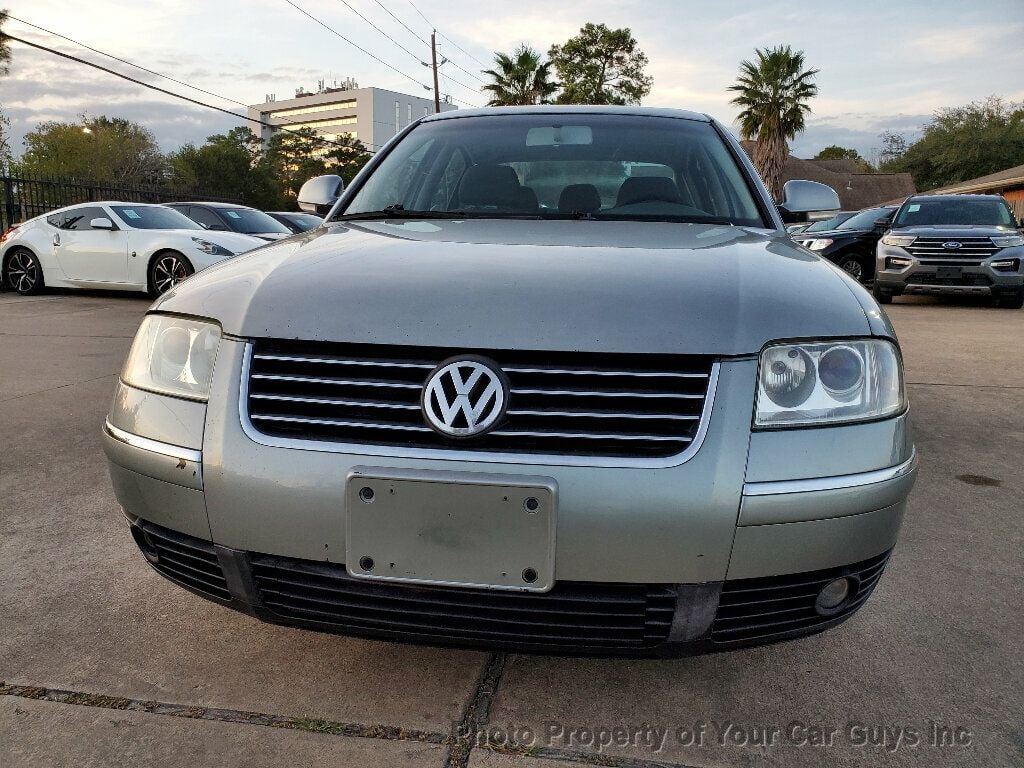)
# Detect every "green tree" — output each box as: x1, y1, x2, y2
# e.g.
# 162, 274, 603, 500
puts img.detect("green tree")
728, 45, 819, 201
548, 23, 652, 105
876, 130, 909, 168
170, 127, 278, 208
0, 8, 12, 76
262, 127, 371, 204
482, 45, 557, 106
814, 145, 873, 171
879, 97, 1024, 189
321, 132, 372, 184
19, 116, 165, 184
